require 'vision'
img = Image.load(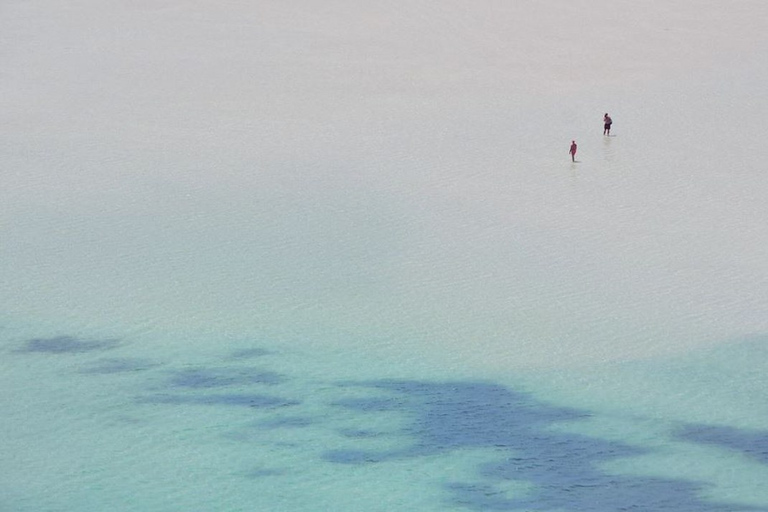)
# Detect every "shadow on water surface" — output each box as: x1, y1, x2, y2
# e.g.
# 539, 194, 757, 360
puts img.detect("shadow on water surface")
326, 380, 761, 511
